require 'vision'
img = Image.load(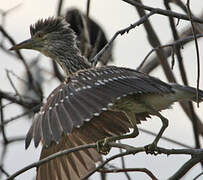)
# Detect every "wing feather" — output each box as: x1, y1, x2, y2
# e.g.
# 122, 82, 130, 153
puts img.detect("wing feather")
27, 66, 173, 148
